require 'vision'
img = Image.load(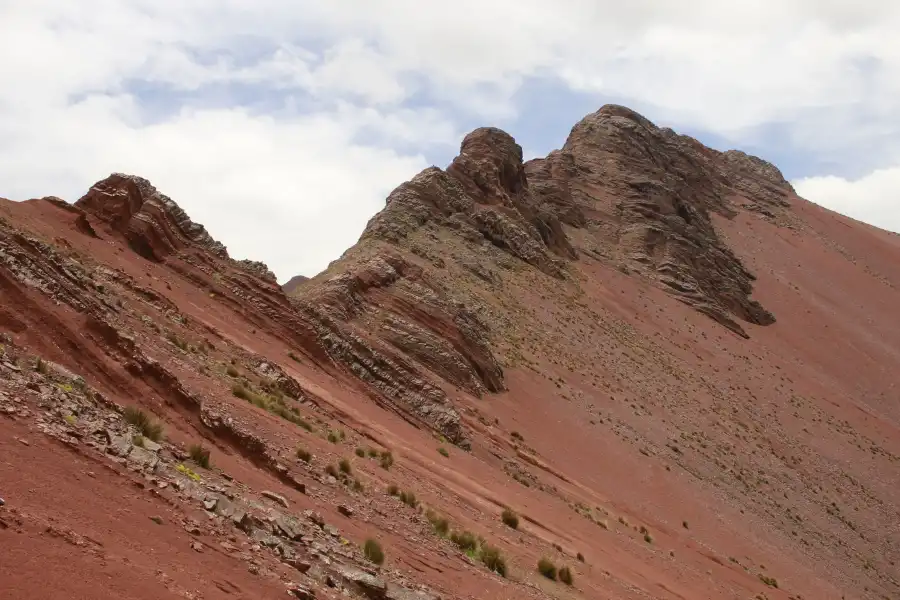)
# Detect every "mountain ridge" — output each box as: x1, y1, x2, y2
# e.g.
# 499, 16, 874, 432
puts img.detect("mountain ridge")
0, 104, 898, 600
